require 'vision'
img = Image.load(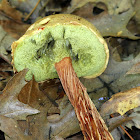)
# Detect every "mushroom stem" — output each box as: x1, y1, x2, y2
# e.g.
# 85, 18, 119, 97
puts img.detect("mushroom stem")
55, 57, 113, 140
